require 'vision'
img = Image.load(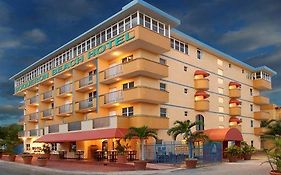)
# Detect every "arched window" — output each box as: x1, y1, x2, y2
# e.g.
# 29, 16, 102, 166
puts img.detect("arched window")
196, 114, 204, 131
